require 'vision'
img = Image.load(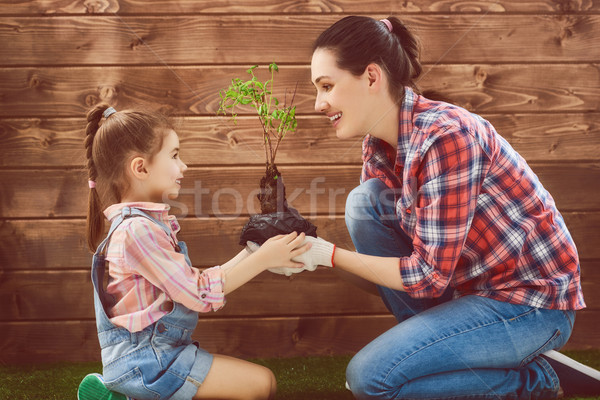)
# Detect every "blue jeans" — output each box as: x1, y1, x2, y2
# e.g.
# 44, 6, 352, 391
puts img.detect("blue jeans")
344, 179, 575, 400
